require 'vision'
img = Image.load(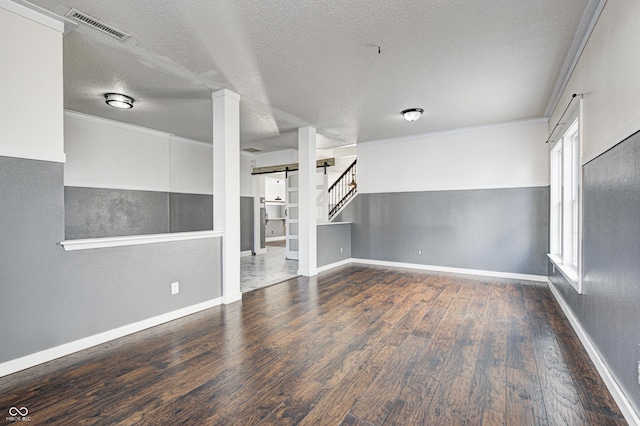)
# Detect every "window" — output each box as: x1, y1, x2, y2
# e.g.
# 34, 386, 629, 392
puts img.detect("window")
549, 118, 581, 290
